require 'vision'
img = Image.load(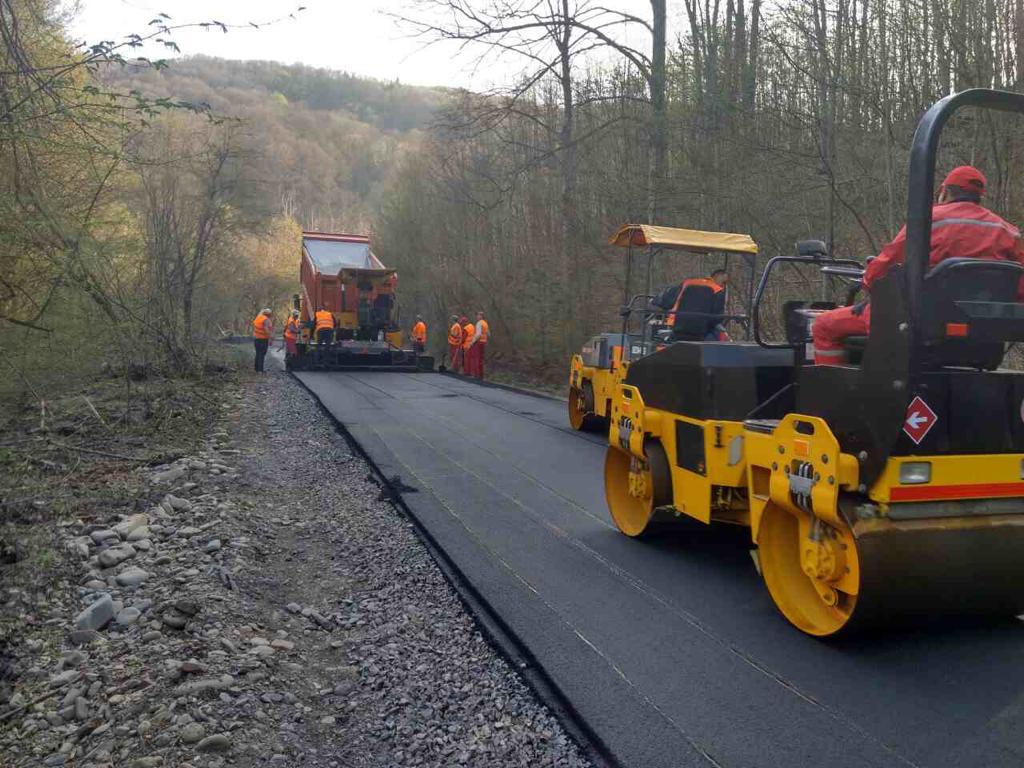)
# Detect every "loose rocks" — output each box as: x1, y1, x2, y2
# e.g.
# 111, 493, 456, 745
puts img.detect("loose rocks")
152, 465, 186, 484
114, 567, 149, 587
179, 723, 205, 744
113, 513, 148, 539
89, 529, 118, 545
115, 607, 141, 625
74, 593, 115, 632
0, 371, 589, 768
98, 543, 135, 569
195, 733, 231, 753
